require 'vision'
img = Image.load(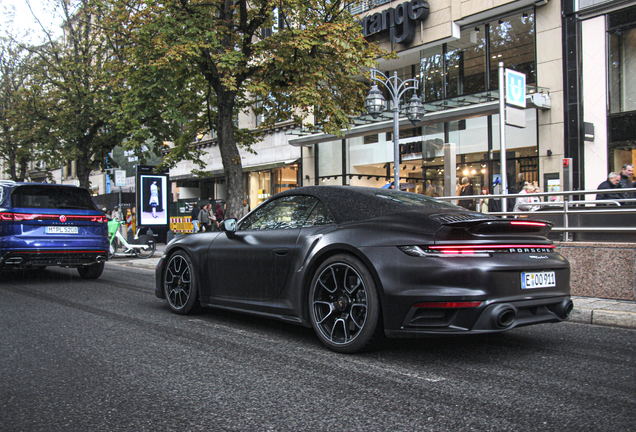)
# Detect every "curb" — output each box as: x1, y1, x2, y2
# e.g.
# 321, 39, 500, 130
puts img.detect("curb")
569, 308, 636, 329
